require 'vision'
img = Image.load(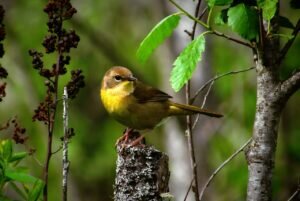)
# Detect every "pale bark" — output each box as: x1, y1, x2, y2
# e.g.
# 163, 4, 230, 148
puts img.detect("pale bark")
246, 8, 300, 200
